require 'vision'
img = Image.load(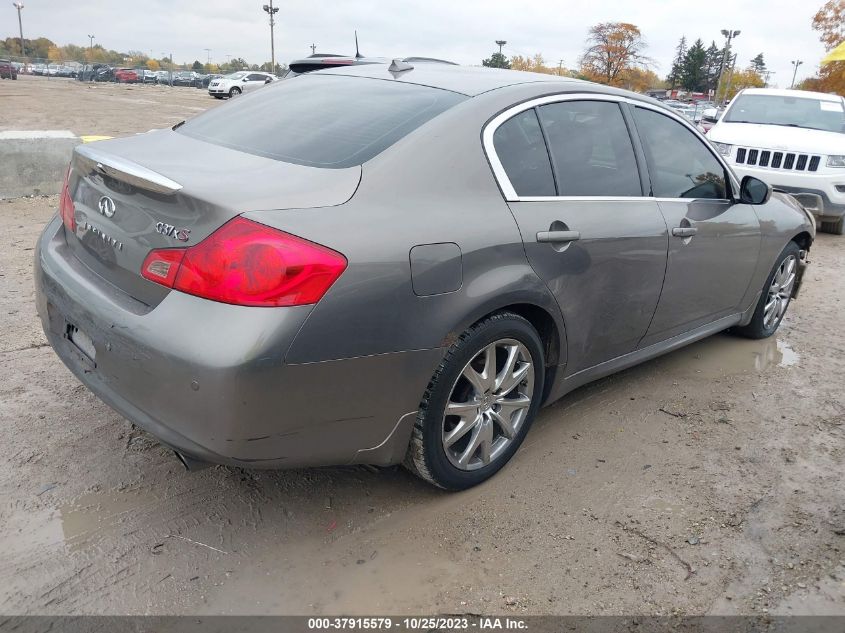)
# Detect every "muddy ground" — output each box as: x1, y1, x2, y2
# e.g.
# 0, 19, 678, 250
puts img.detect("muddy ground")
0, 78, 844, 617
